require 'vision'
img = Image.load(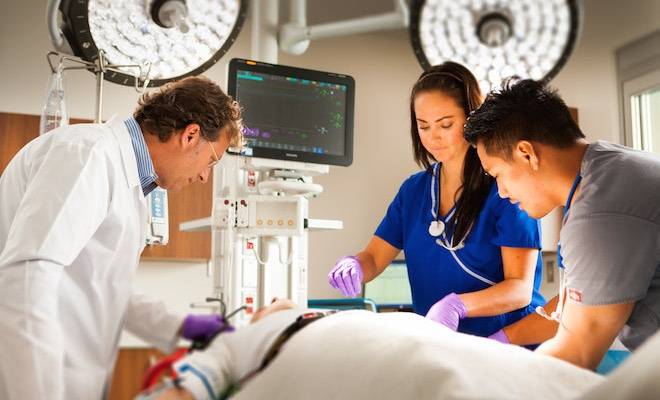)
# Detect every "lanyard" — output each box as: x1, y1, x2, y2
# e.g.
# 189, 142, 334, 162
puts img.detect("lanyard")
430, 163, 441, 220
557, 173, 582, 268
